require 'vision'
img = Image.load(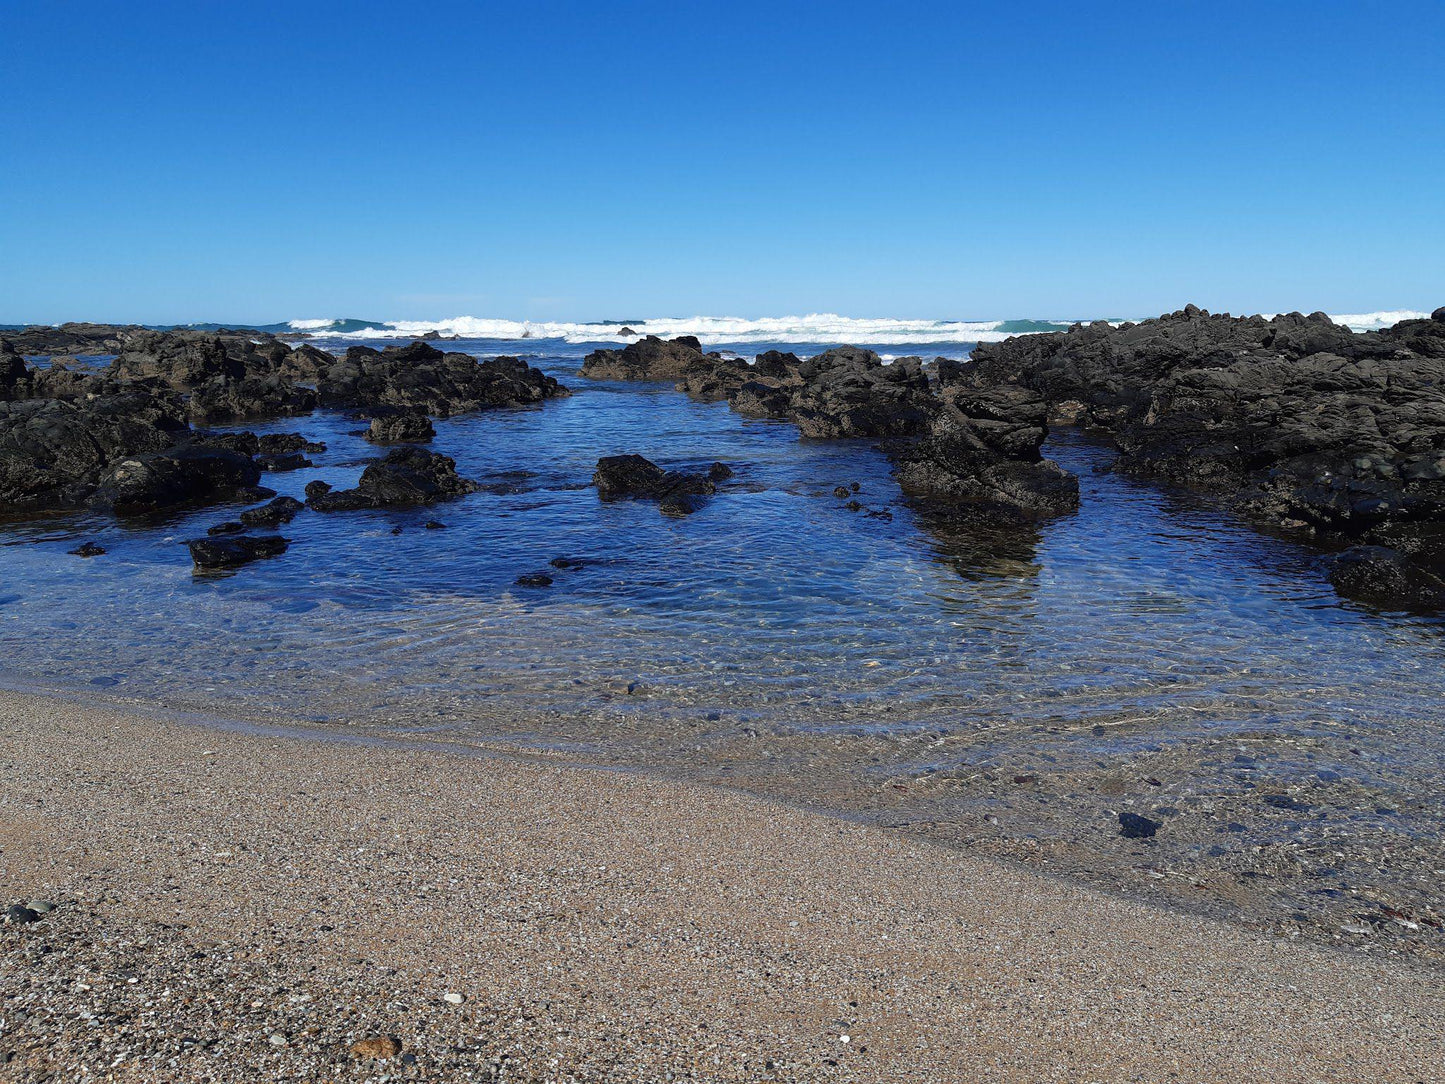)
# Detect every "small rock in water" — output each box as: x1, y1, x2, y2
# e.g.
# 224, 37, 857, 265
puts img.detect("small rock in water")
206, 521, 246, 536
304, 479, 332, 500
68, 541, 105, 557
515, 573, 553, 588
550, 556, 587, 569
708, 461, 733, 481
188, 535, 288, 570
833, 485, 851, 498
4, 904, 40, 924
424, 520, 446, 530
1118, 811, 1161, 839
